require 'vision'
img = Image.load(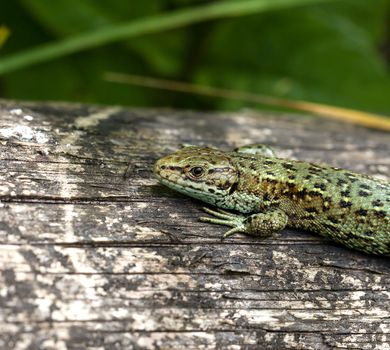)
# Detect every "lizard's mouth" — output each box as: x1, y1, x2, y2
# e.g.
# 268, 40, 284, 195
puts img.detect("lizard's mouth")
154, 171, 202, 194
154, 171, 223, 205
